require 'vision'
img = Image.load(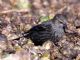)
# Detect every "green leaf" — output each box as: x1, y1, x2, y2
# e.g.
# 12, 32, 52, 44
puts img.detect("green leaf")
40, 16, 50, 22
17, 0, 32, 9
